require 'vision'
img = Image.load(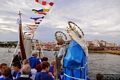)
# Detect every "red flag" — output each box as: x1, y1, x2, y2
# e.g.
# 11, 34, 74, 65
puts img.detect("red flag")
49, 2, 54, 6
42, 1, 47, 5
35, 0, 54, 6
38, 12, 46, 15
